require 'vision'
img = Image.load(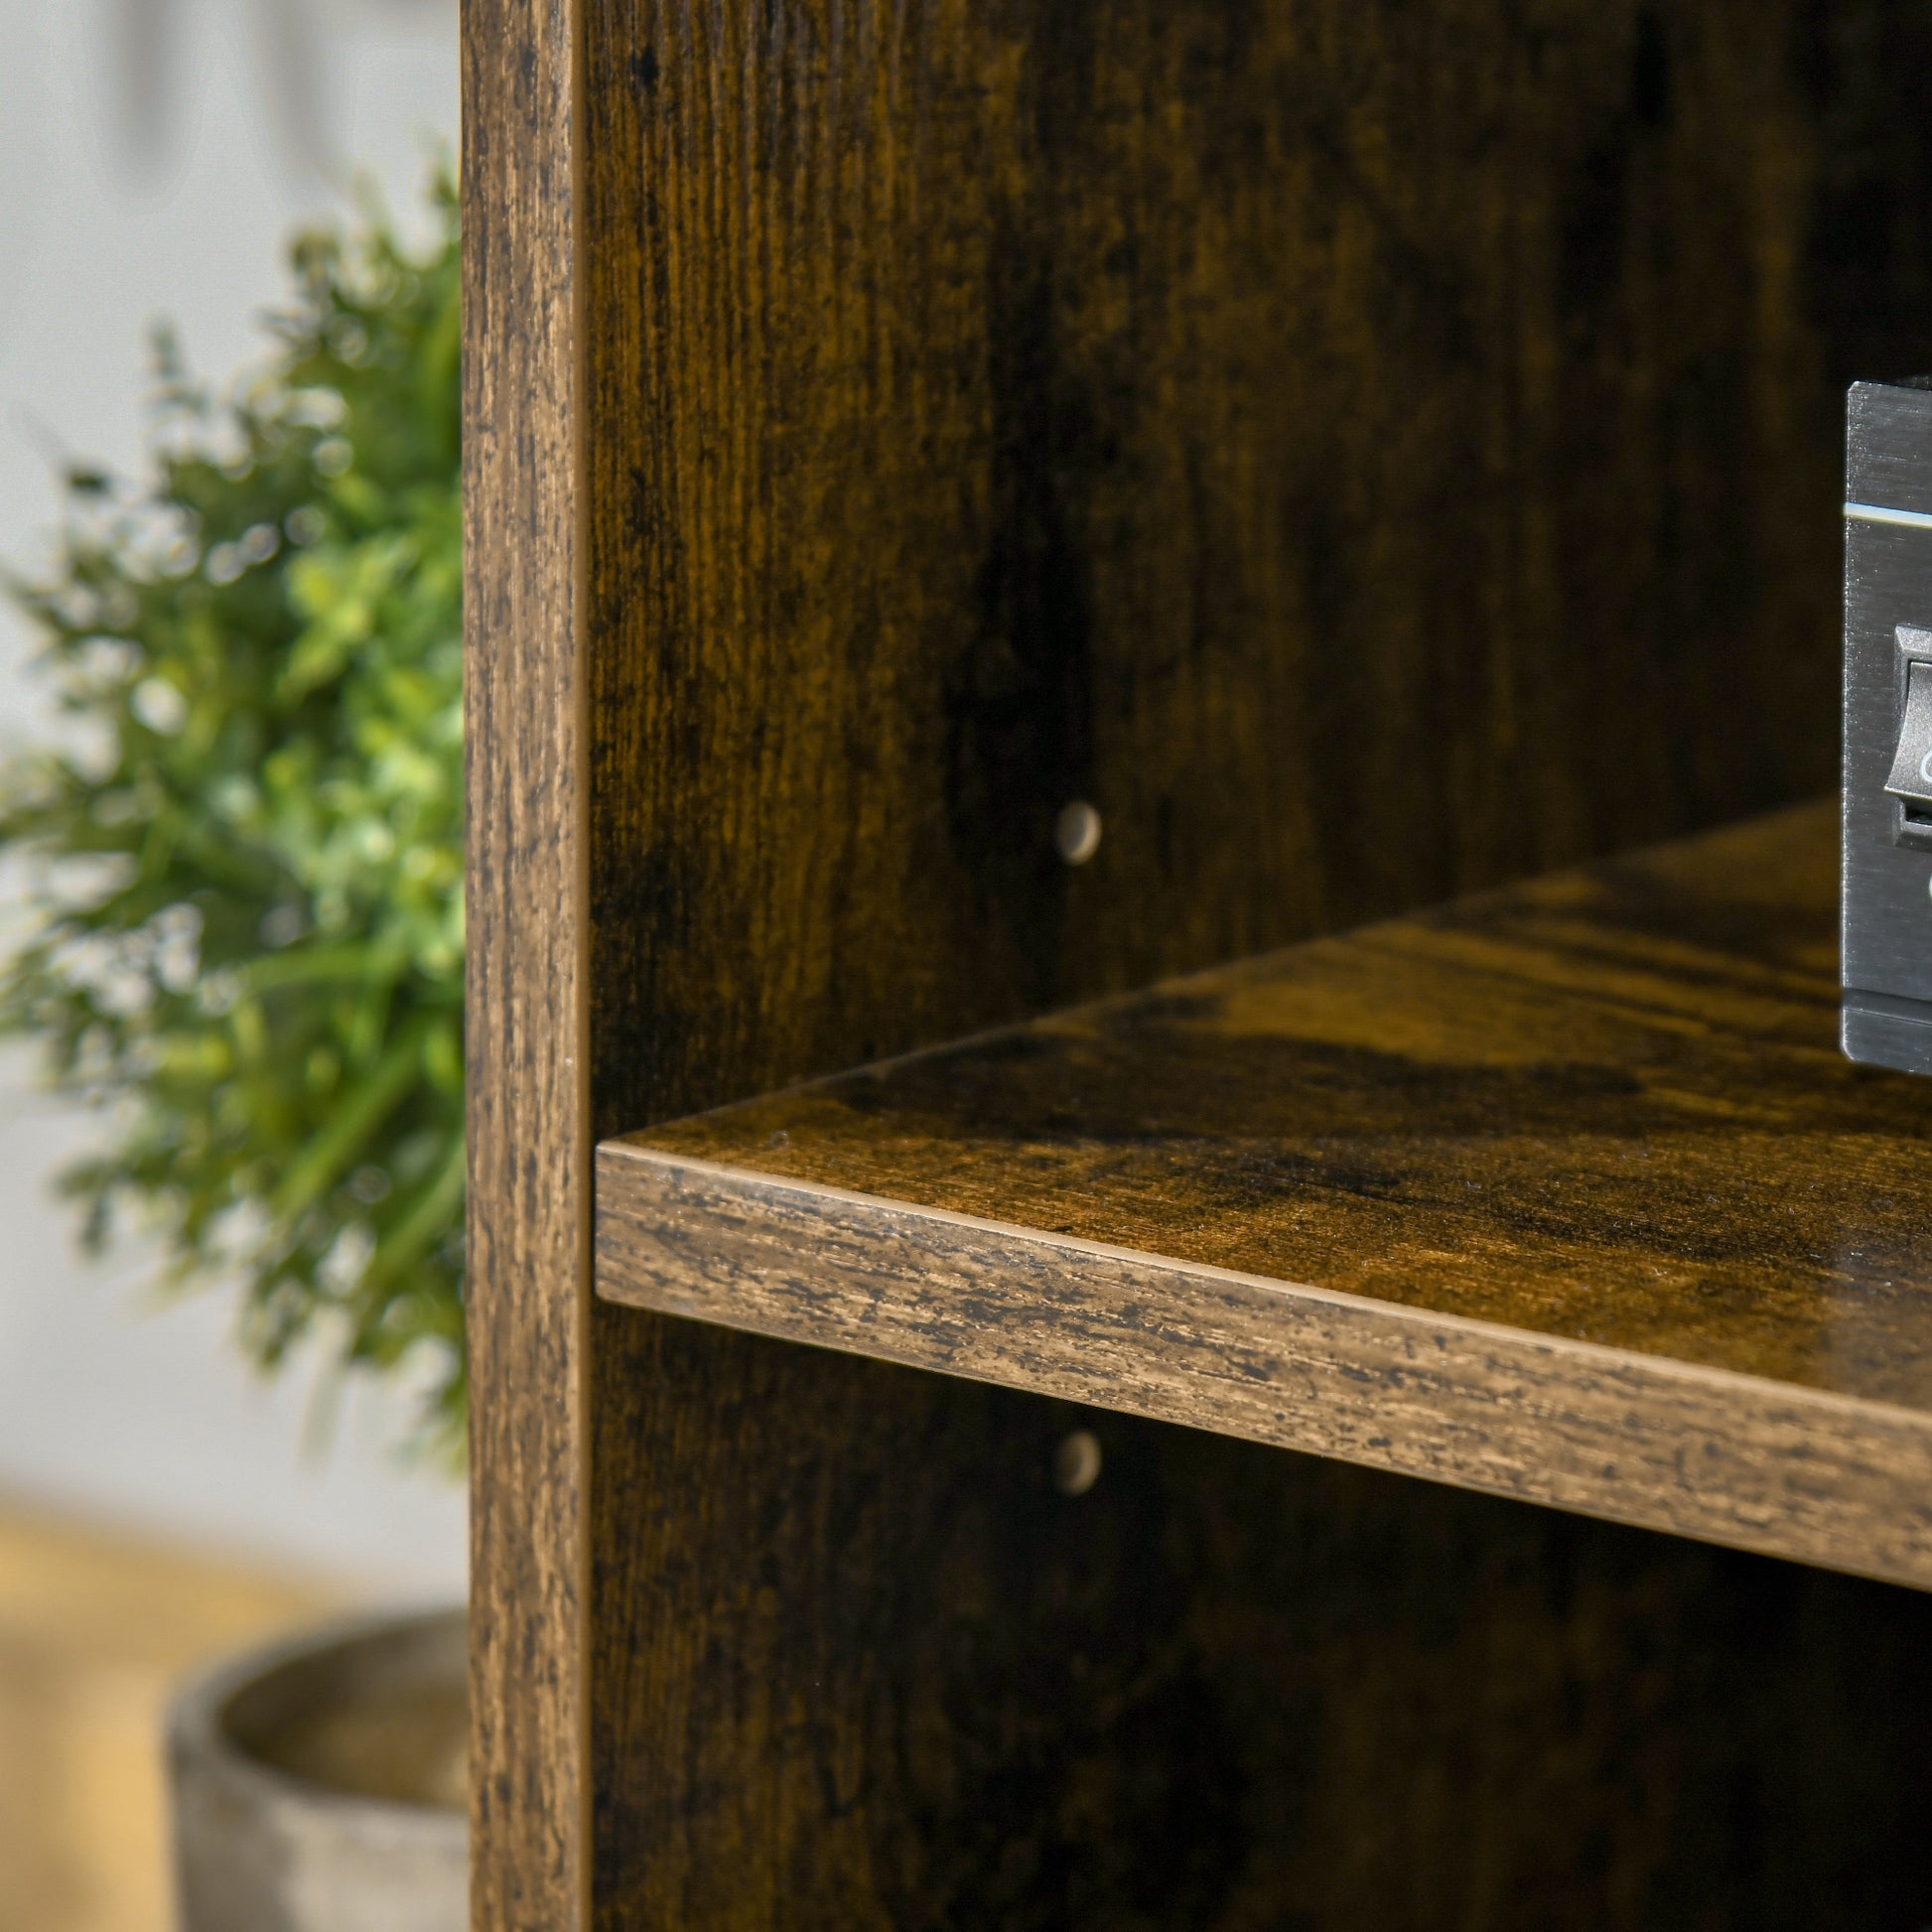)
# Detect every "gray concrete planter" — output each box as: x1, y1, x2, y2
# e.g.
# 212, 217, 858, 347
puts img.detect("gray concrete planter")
168, 1605, 467, 1932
